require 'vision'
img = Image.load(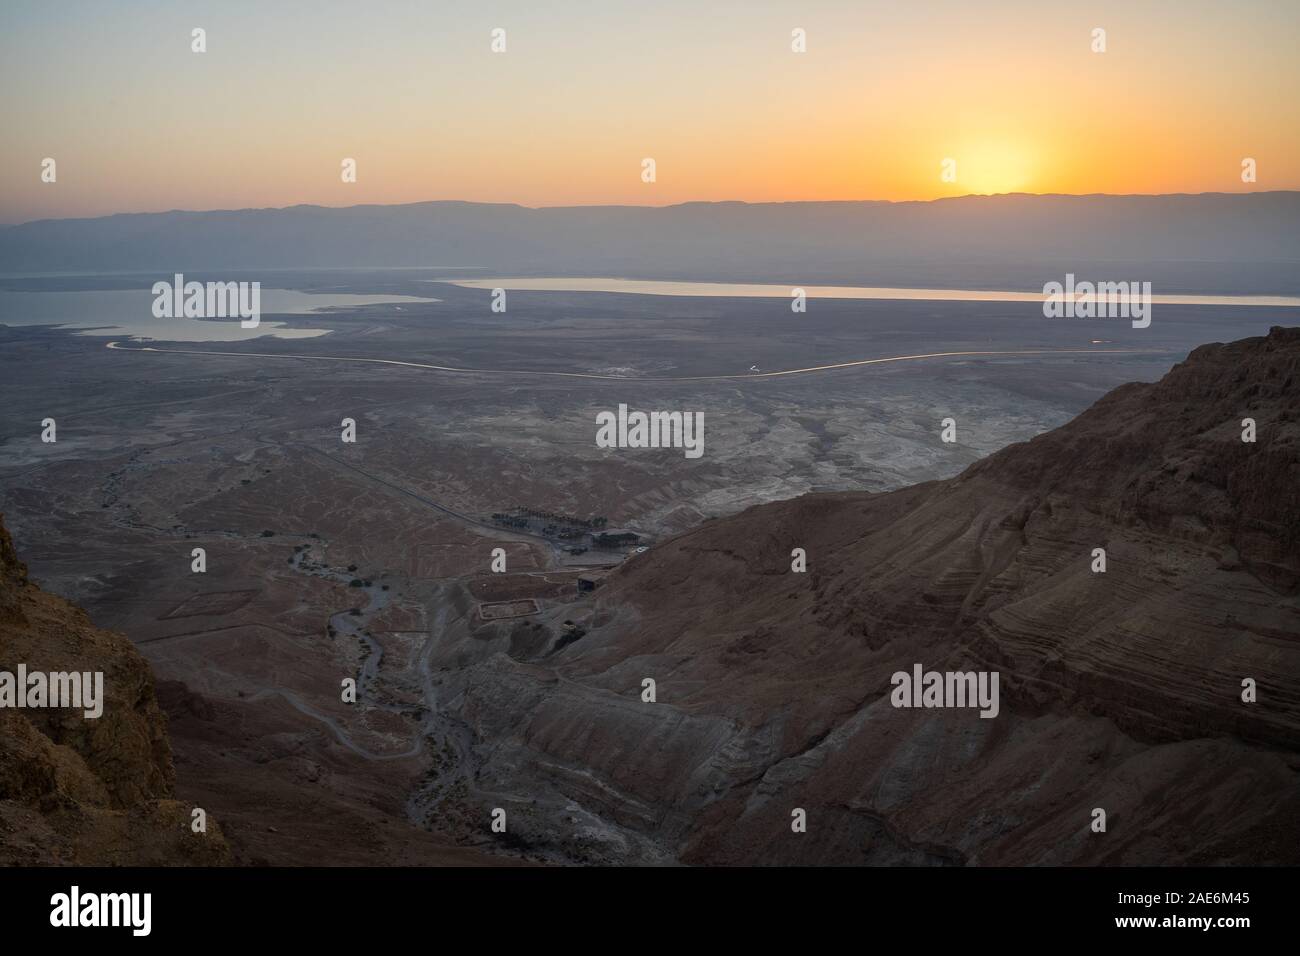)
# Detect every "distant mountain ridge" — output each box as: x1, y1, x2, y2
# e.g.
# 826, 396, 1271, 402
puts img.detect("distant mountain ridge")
3, 192, 1299, 294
